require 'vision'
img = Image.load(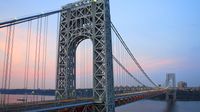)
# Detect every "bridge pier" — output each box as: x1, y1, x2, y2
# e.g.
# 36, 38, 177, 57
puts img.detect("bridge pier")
166, 90, 176, 104
165, 90, 176, 112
